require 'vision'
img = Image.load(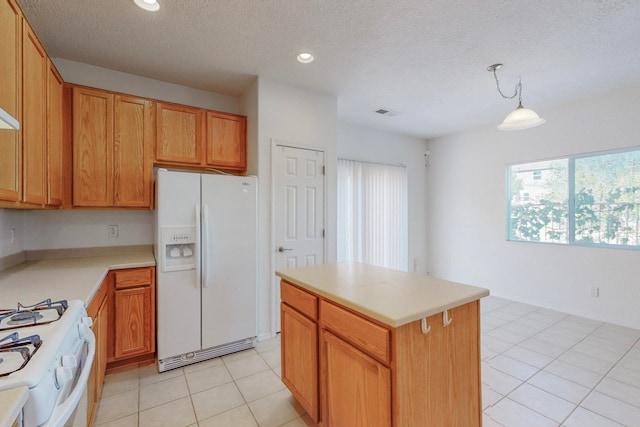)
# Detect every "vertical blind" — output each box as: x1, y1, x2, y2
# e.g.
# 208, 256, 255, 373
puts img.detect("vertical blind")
337, 158, 408, 271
